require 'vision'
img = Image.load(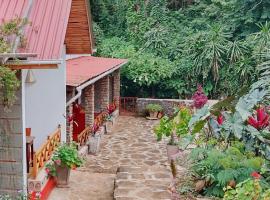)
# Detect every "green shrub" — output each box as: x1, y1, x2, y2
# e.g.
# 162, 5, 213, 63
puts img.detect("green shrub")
190, 145, 266, 197
154, 116, 173, 141
145, 103, 163, 112
224, 177, 270, 200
